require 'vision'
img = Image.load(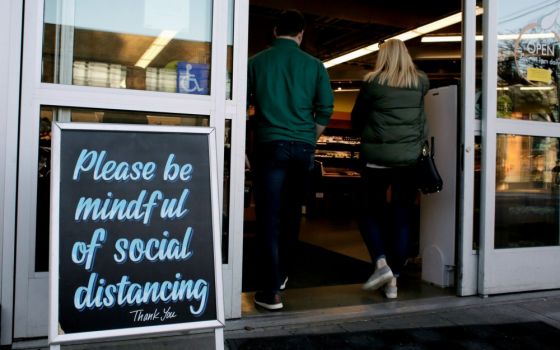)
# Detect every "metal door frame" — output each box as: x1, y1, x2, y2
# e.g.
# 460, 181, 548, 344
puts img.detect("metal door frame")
0, 0, 24, 345
457, 0, 479, 296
